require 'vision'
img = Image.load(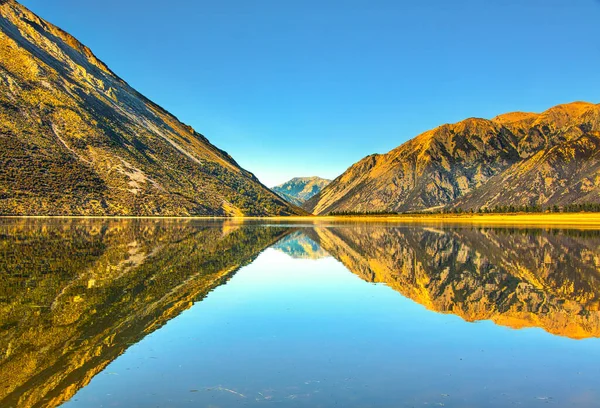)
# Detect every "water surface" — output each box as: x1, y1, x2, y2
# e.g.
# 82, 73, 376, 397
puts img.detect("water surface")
1, 219, 600, 407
